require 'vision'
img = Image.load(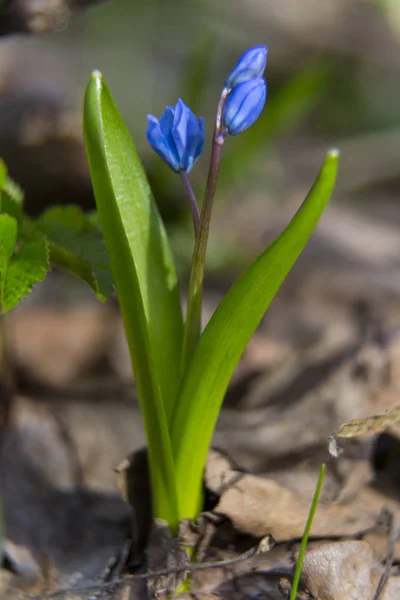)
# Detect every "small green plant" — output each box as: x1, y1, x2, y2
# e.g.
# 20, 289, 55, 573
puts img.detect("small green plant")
0, 46, 338, 539
83, 46, 339, 533
290, 463, 326, 600
0, 162, 113, 314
